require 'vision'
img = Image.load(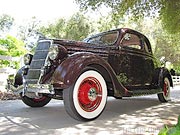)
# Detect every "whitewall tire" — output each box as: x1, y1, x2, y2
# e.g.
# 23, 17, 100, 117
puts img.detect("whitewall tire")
158, 77, 171, 102
63, 70, 107, 121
